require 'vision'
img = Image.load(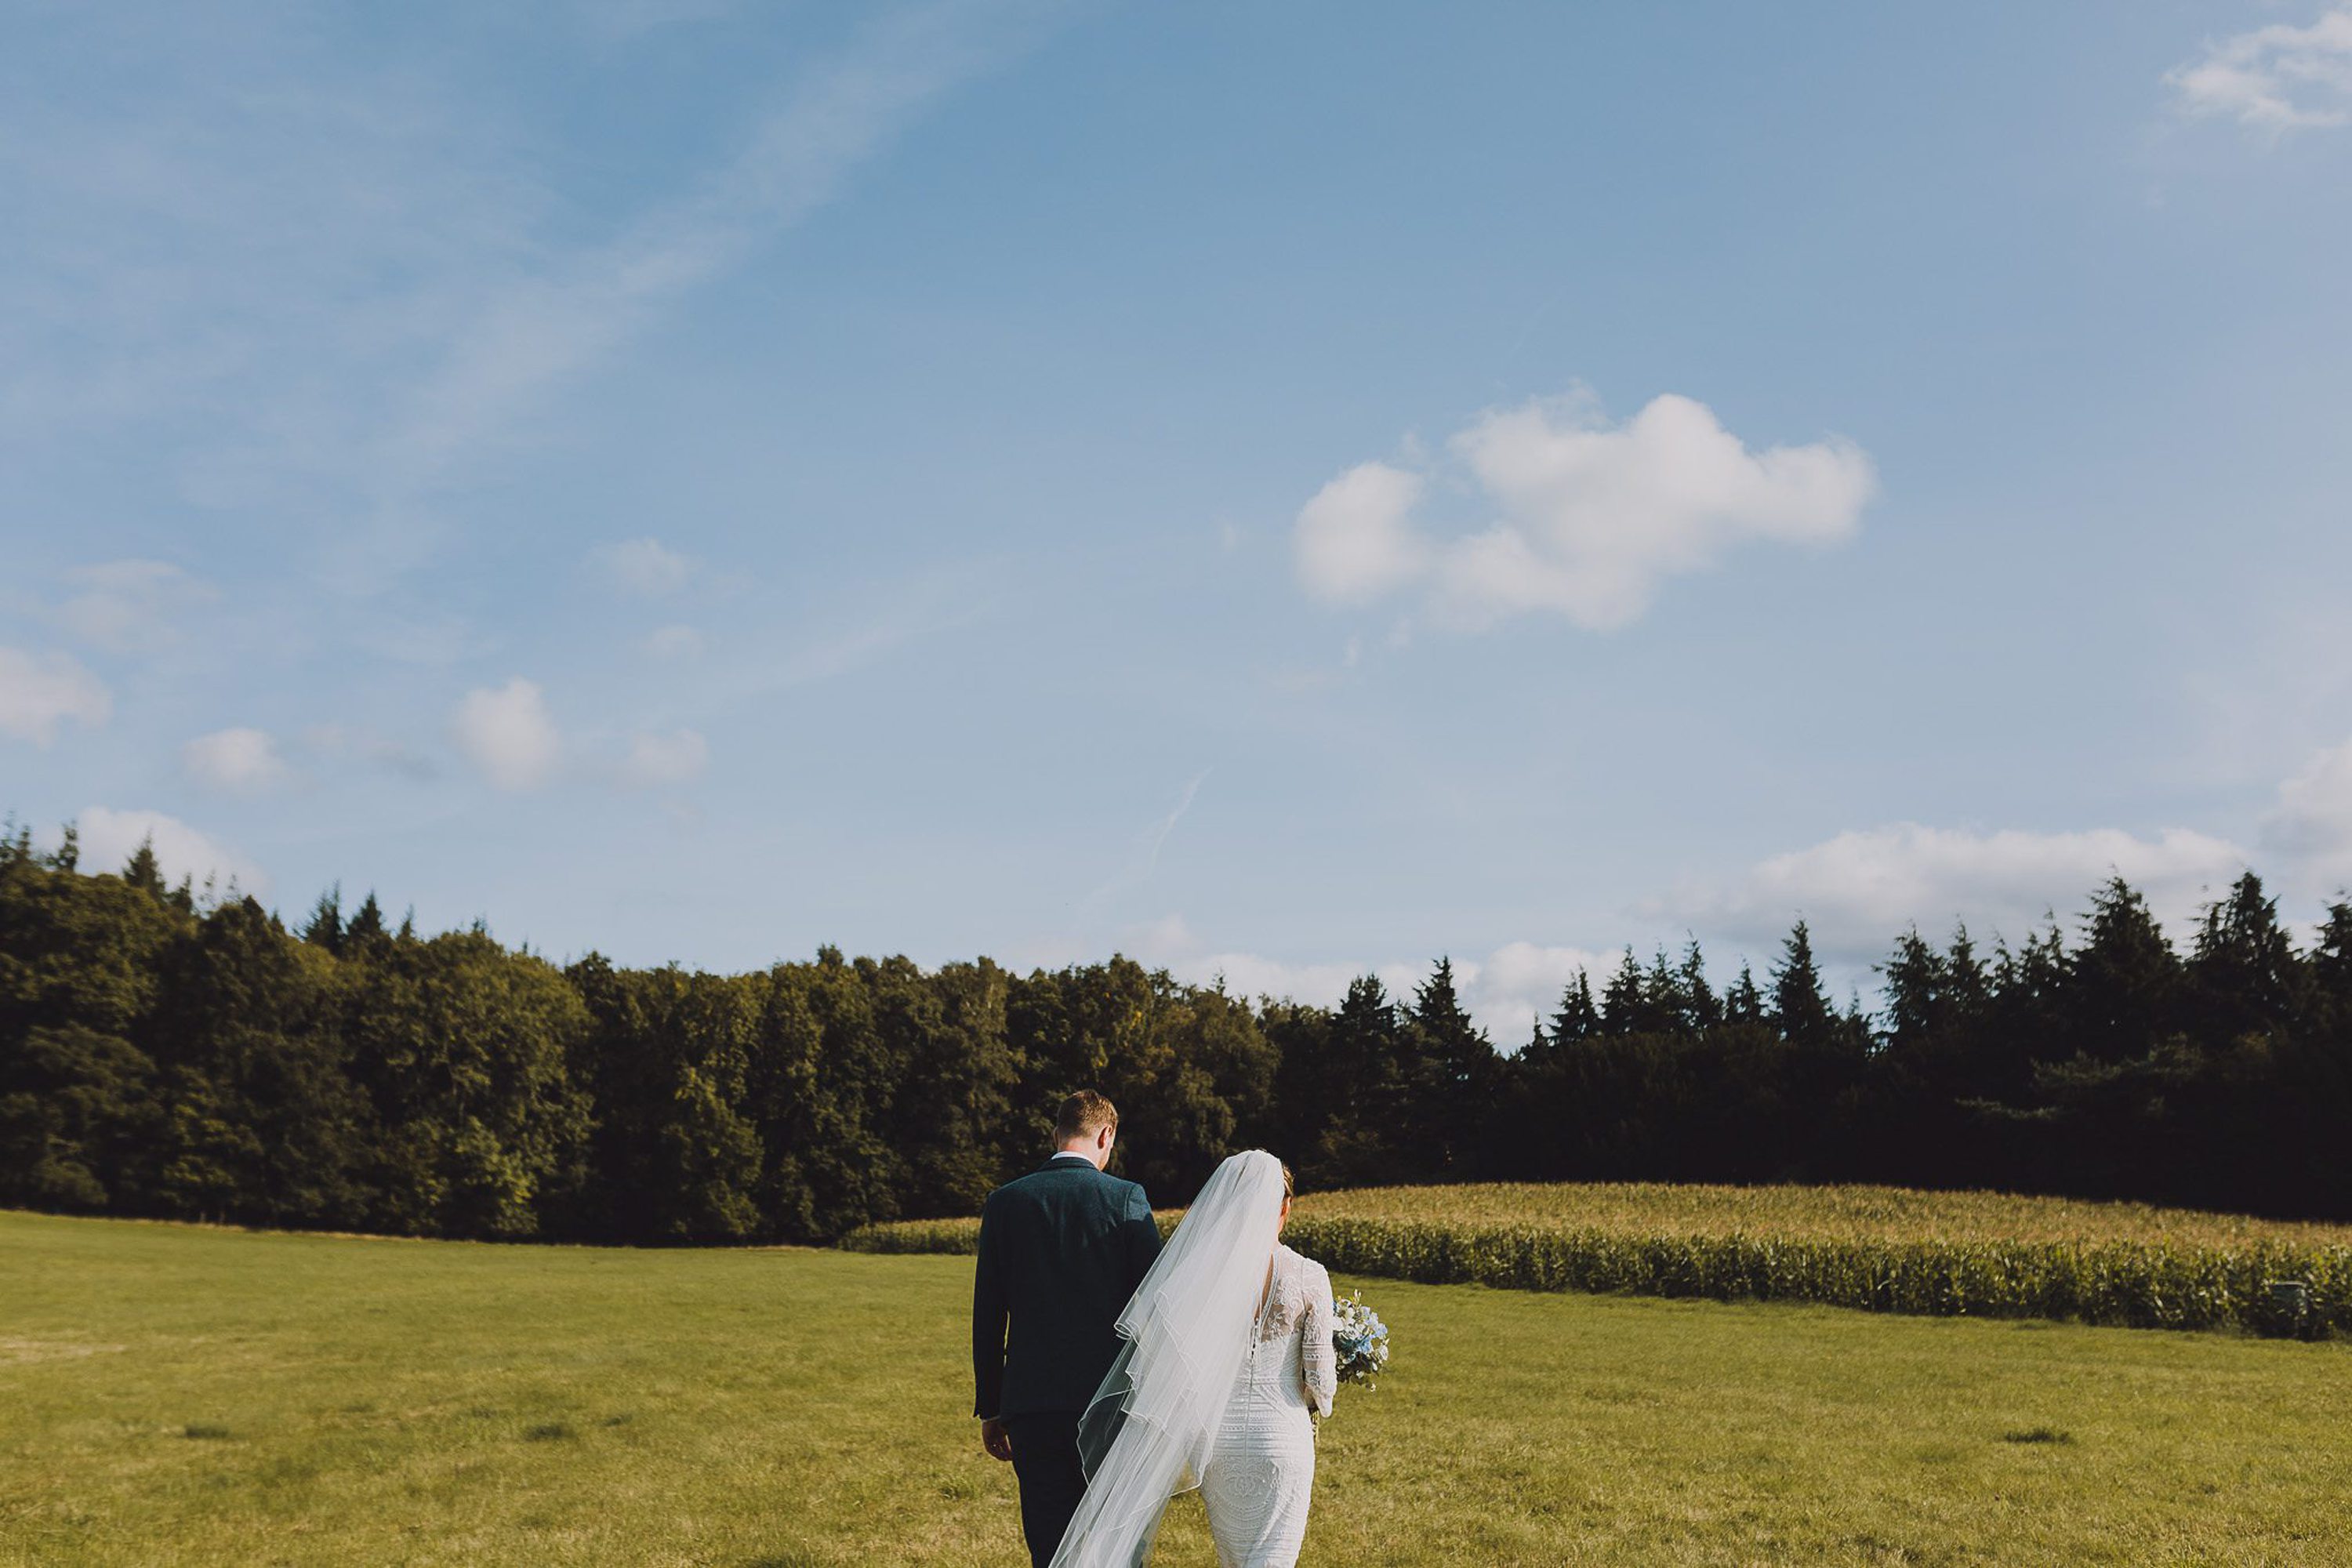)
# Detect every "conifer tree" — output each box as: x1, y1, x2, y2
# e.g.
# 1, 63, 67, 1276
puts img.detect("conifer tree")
1880, 928, 1944, 1044
122, 836, 167, 901
2189, 872, 2300, 1043
1679, 939, 1721, 1030
301, 884, 344, 955
1600, 949, 1646, 1036
1406, 957, 1501, 1175
1944, 924, 1991, 1029
1549, 970, 1600, 1044
1770, 920, 1835, 1046
2069, 877, 2180, 1061
1723, 962, 1763, 1025
346, 893, 390, 955
2313, 899, 2352, 1026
